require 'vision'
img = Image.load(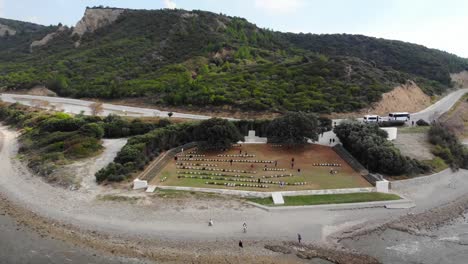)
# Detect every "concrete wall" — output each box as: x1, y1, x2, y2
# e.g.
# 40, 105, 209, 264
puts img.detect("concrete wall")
155, 185, 376, 198
140, 142, 198, 182
332, 144, 369, 174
